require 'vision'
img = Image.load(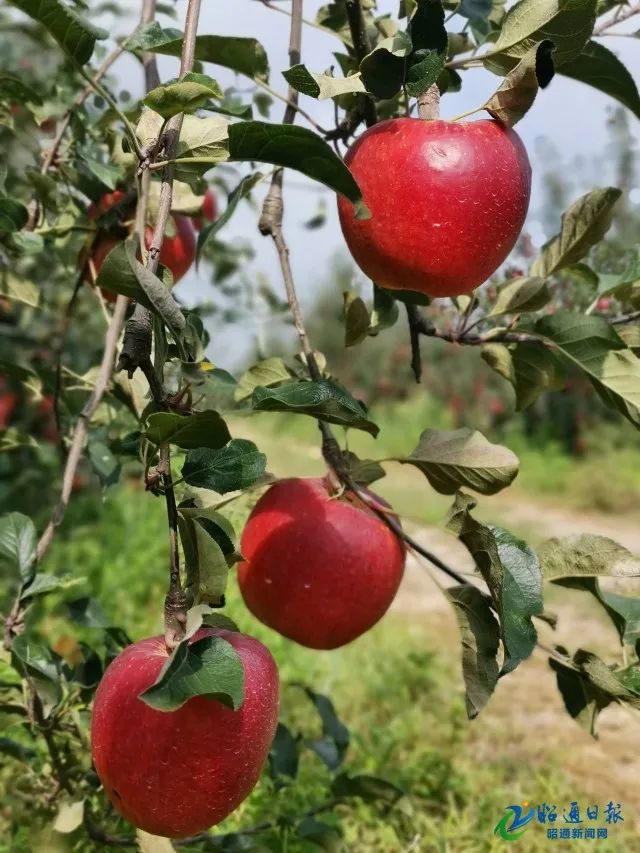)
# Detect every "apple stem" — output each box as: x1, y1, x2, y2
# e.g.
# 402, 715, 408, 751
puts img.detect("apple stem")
417, 85, 440, 121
